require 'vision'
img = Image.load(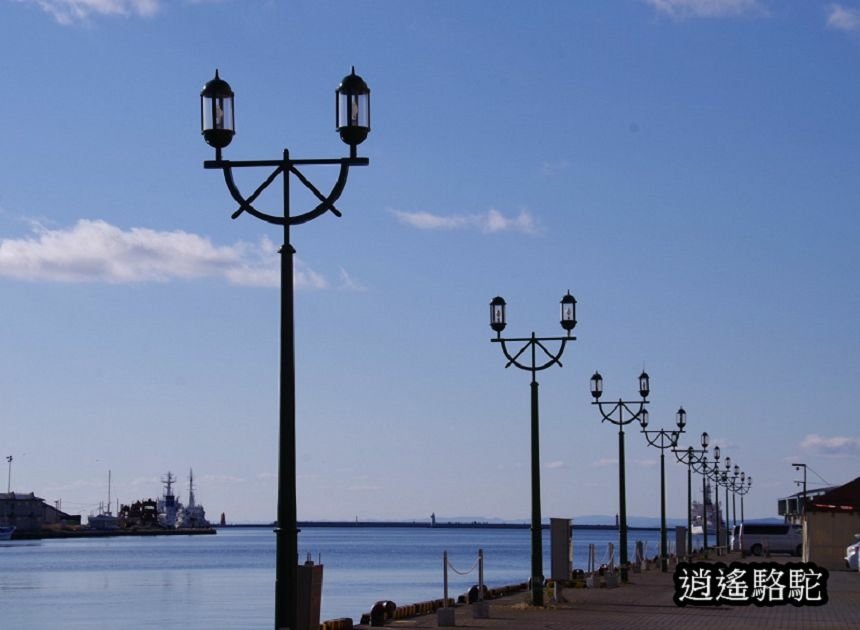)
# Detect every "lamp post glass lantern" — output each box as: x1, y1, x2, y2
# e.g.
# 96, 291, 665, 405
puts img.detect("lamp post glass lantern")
201, 68, 370, 630
490, 296, 507, 334
590, 371, 603, 399
200, 70, 235, 151
489, 292, 577, 606
560, 291, 577, 331
590, 371, 649, 582
639, 371, 650, 398
336, 67, 371, 157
